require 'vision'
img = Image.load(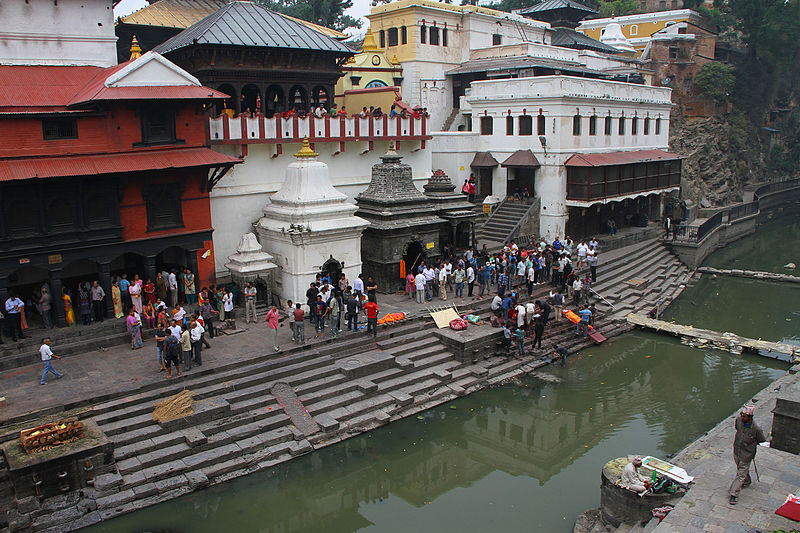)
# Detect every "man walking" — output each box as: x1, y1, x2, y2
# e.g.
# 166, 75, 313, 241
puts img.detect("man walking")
576, 304, 592, 338
293, 303, 305, 344
729, 404, 767, 505
39, 338, 63, 385
266, 305, 280, 352
414, 271, 426, 304
39, 287, 53, 329
91, 280, 106, 322
244, 282, 257, 324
